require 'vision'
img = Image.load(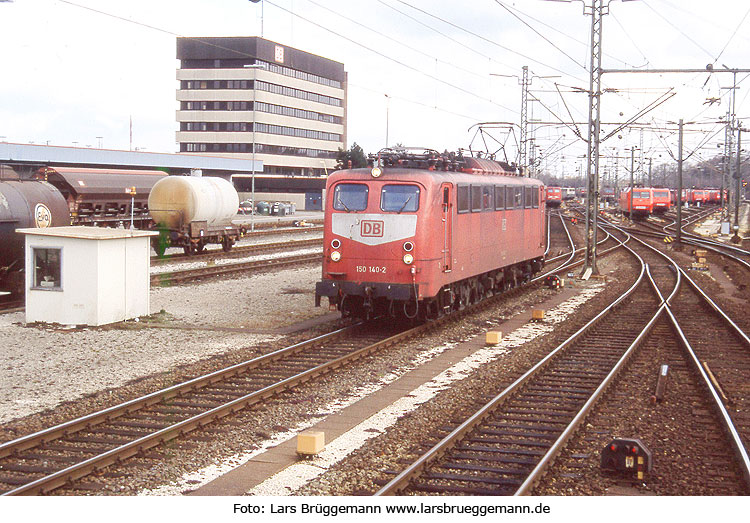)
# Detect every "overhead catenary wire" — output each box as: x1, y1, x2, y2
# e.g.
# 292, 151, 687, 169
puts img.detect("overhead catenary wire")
264, 0, 519, 114
304, 0, 488, 82
392, 0, 589, 82
56, 0, 517, 131
374, 0, 510, 69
